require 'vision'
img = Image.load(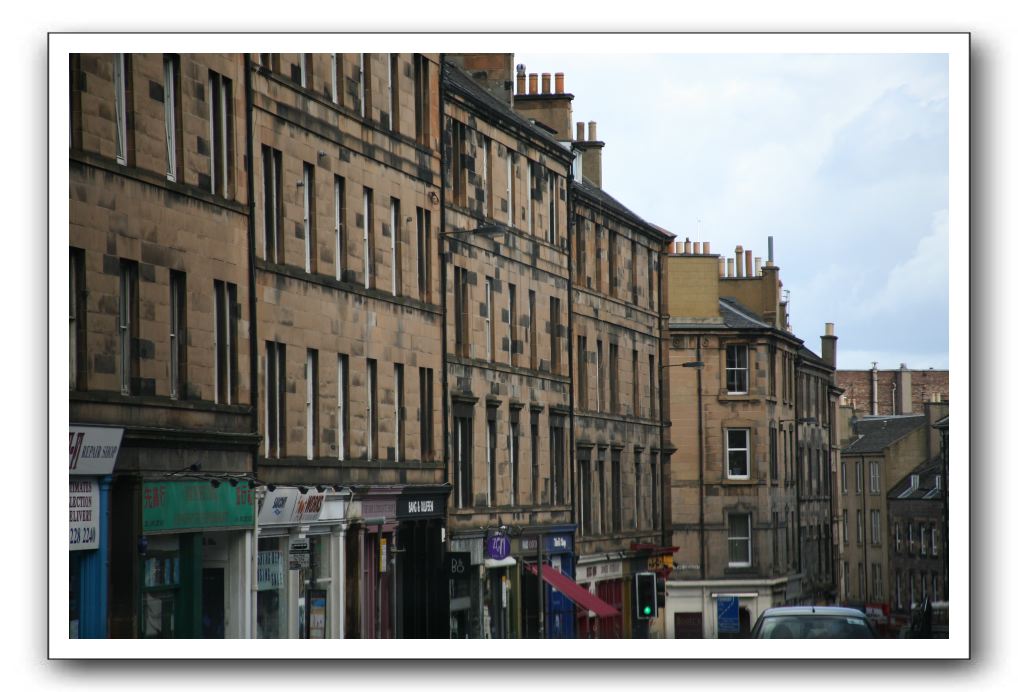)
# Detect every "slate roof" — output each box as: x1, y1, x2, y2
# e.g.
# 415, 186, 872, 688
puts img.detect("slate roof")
842, 414, 926, 455
443, 61, 567, 155
887, 455, 945, 501
573, 179, 672, 241
718, 297, 772, 330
